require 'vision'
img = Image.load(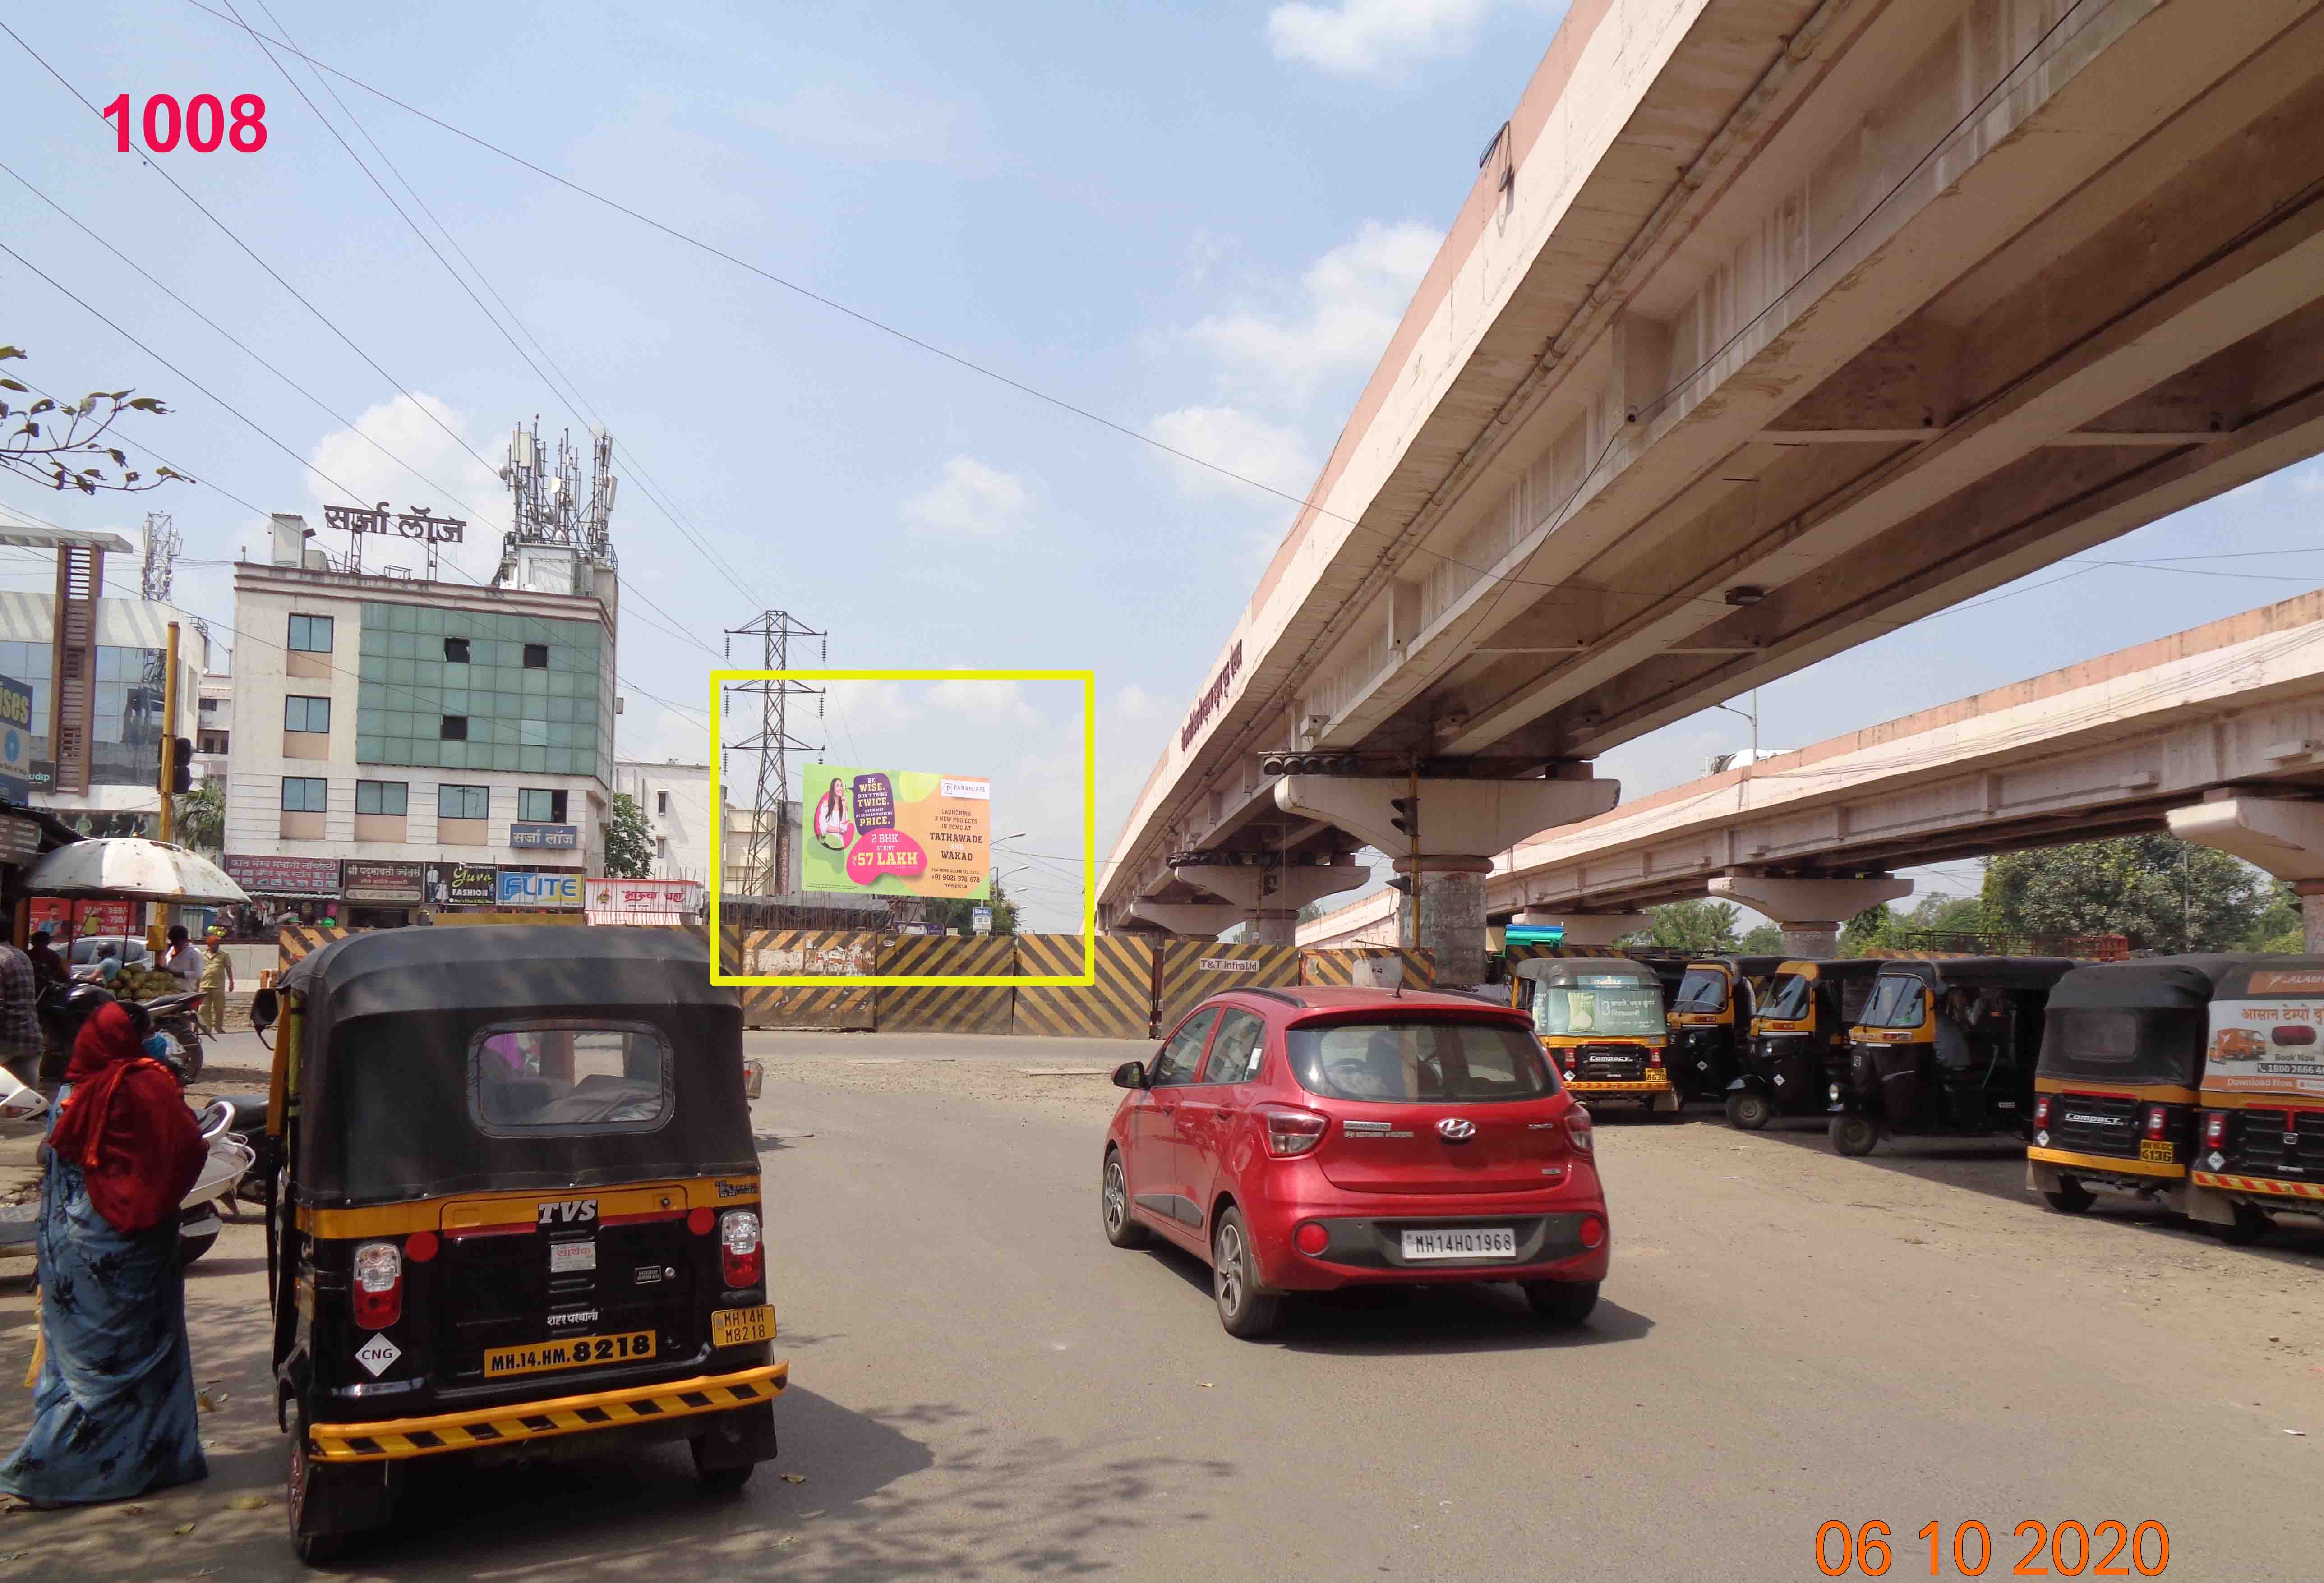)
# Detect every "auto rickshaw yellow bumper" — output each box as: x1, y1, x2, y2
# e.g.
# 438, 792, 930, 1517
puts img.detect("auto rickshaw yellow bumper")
309, 1360, 788, 1462
2191, 1170, 2324, 1201
2027, 1146, 2184, 1179
1567, 1076, 1673, 1094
